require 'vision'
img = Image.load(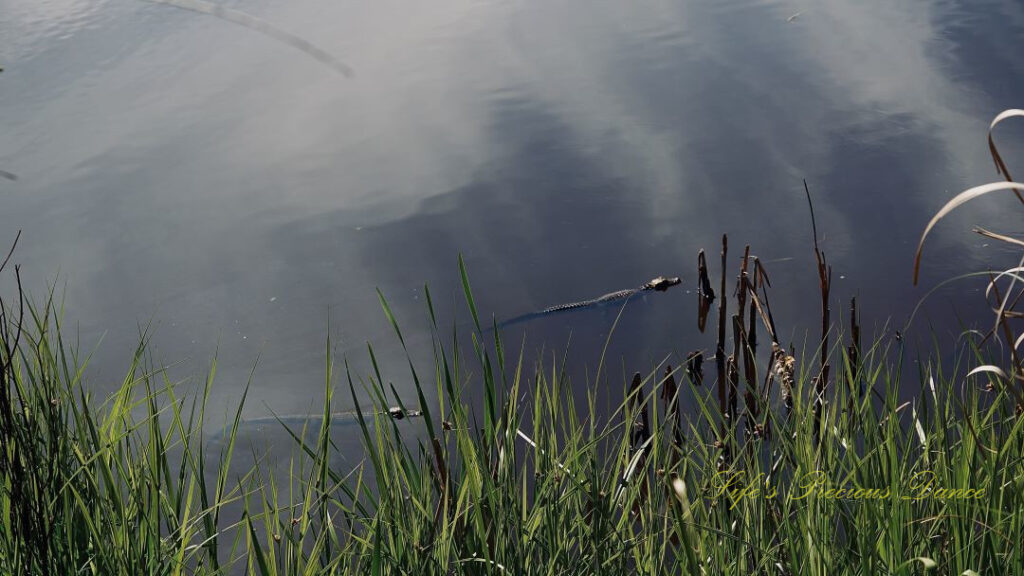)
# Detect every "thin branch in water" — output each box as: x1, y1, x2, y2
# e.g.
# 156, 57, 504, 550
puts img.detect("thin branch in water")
144, 0, 355, 77
716, 236, 729, 428
0, 230, 21, 275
